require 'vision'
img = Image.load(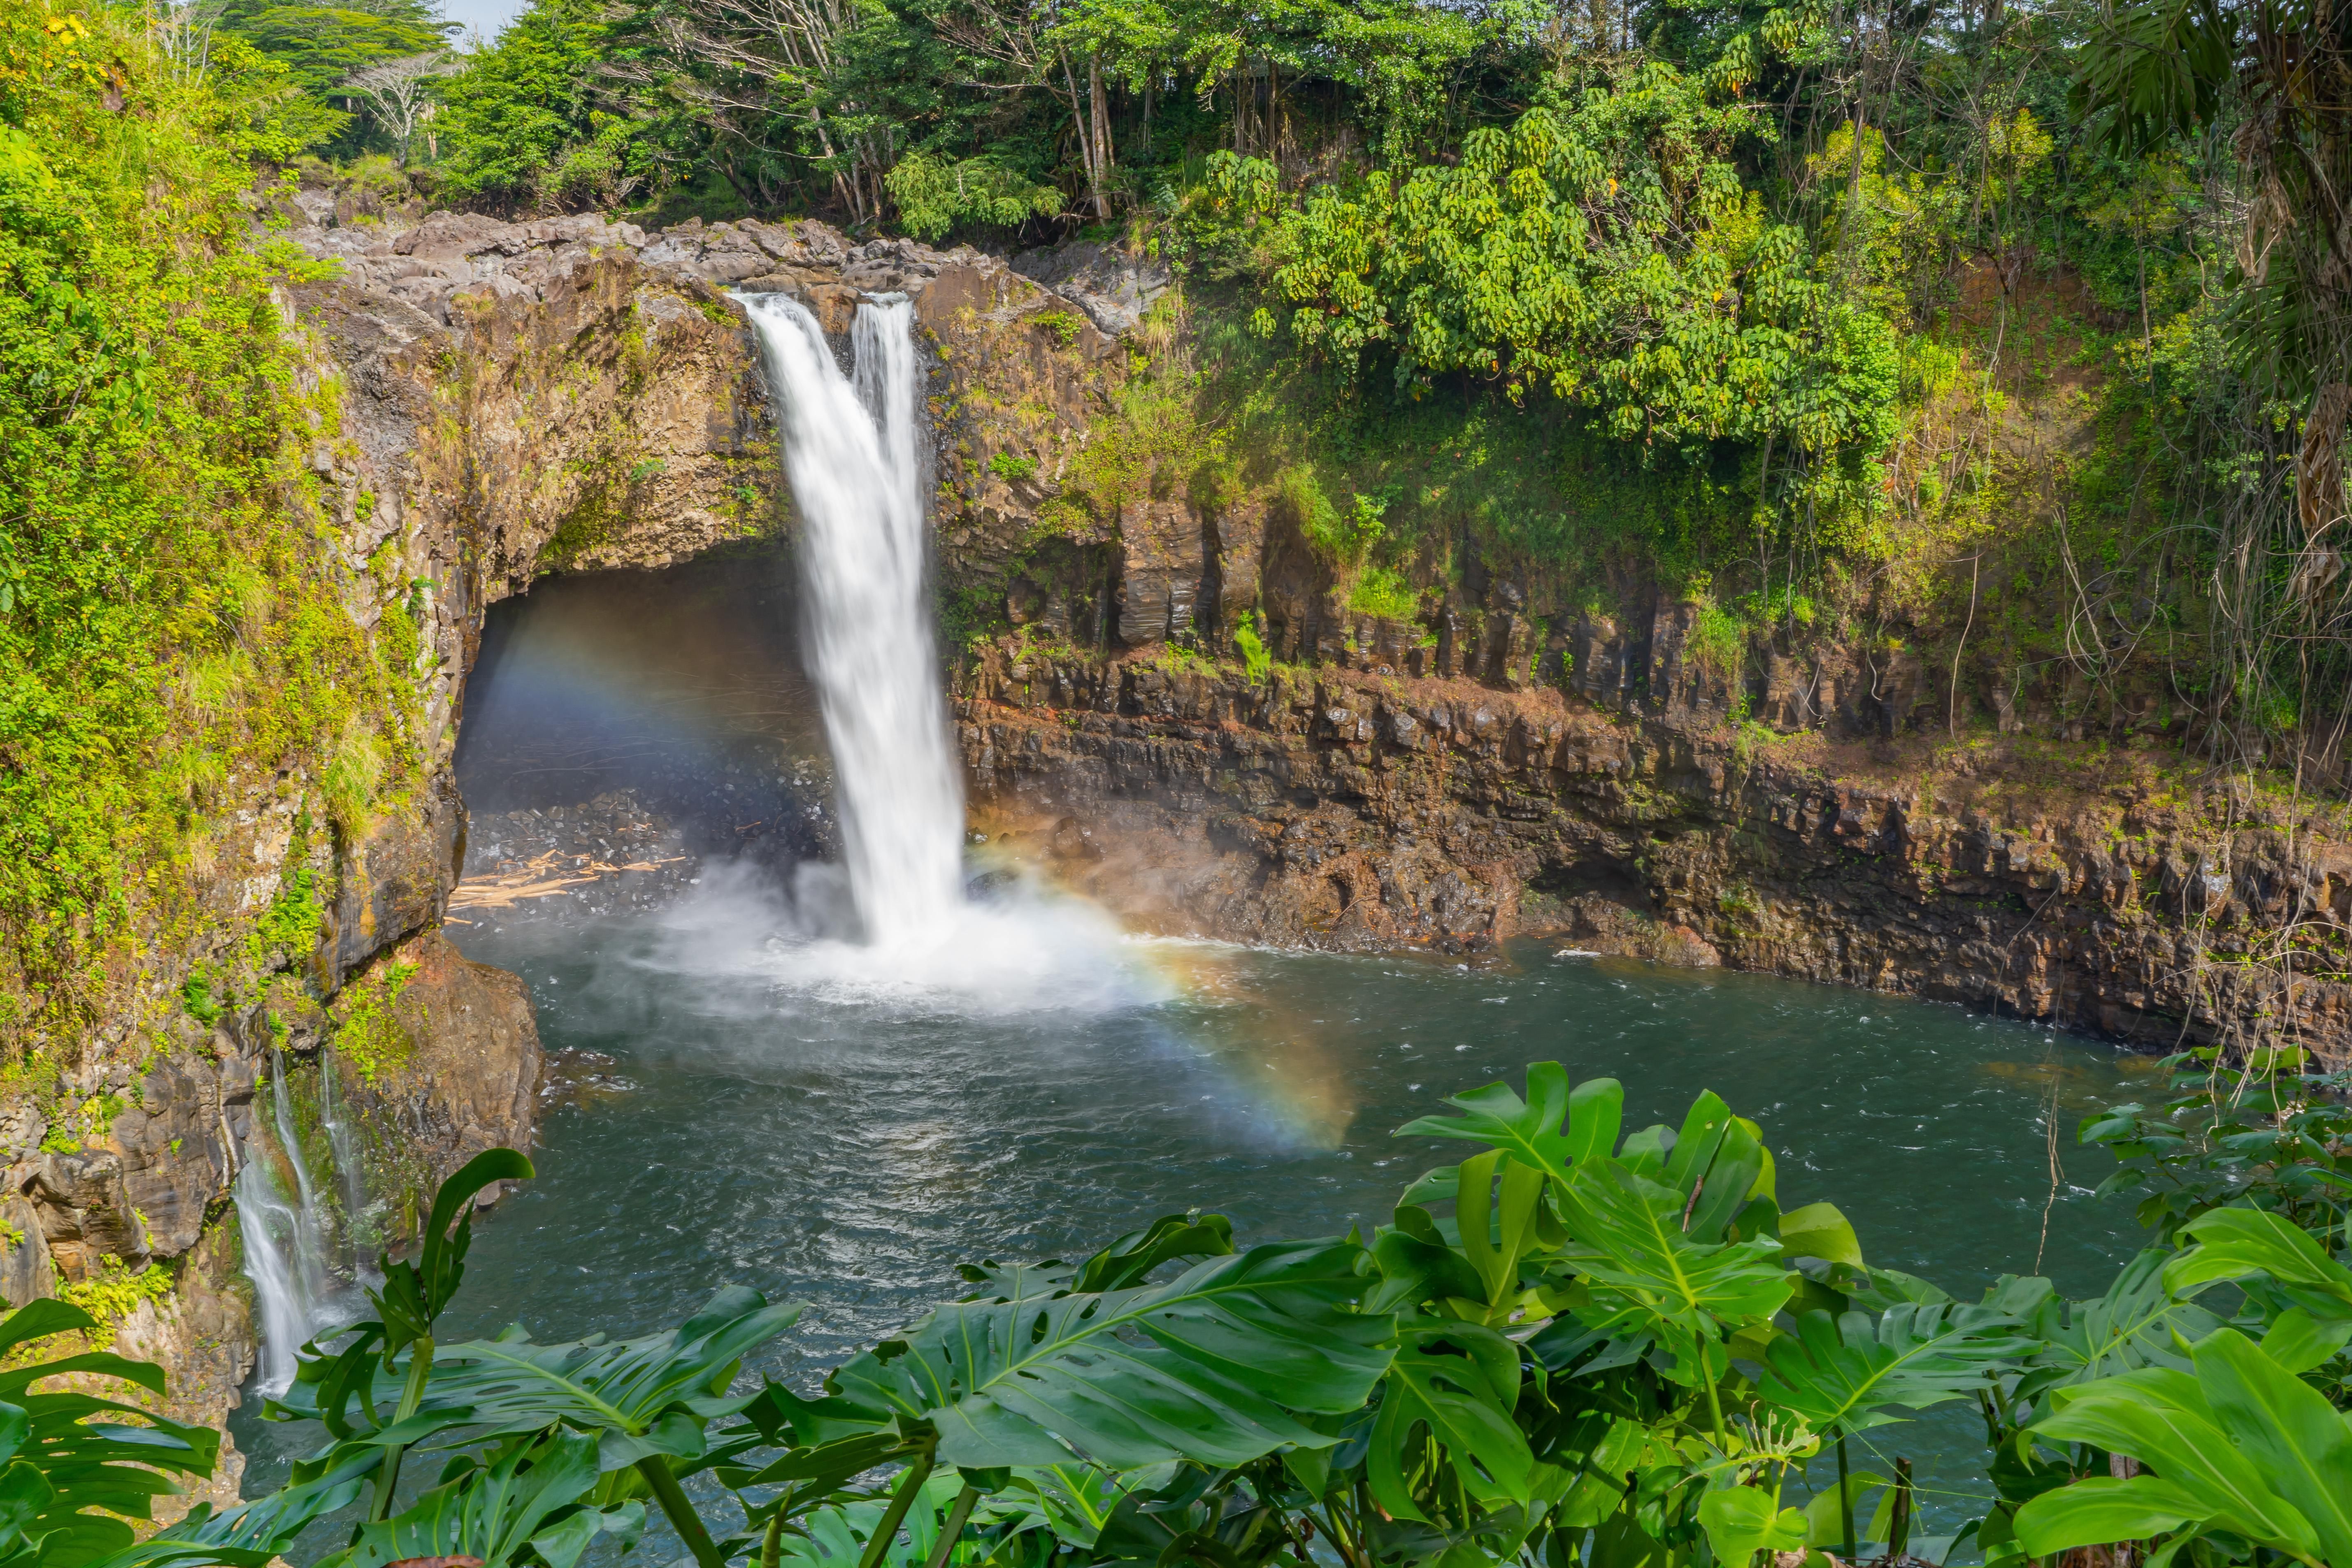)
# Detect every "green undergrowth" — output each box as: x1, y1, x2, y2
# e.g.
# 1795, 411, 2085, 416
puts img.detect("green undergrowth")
0, 5, 427, 1056
329, 959, 418, 1086
1200, 295, 1882, 621
37, 1092, 123, 1156
55, 1255, 173, 1332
